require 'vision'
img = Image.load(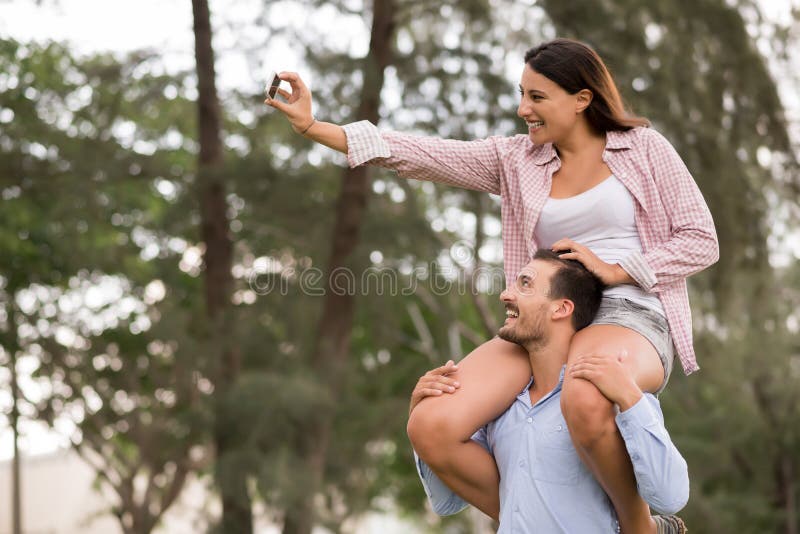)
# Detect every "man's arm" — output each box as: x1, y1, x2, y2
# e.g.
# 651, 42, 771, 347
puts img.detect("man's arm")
408, 363, 499, 519
615, 394, 690, 513
415, 451, 469, 515
569, 352, 690, 513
